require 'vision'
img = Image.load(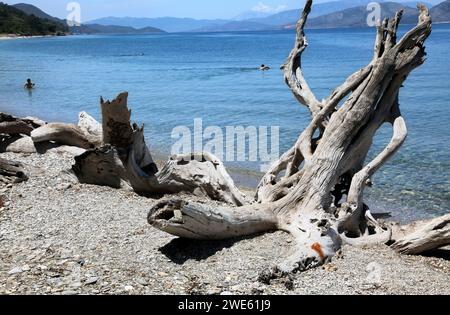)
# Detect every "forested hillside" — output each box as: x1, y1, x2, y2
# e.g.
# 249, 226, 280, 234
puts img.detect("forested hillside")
0, 2, 67, 36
